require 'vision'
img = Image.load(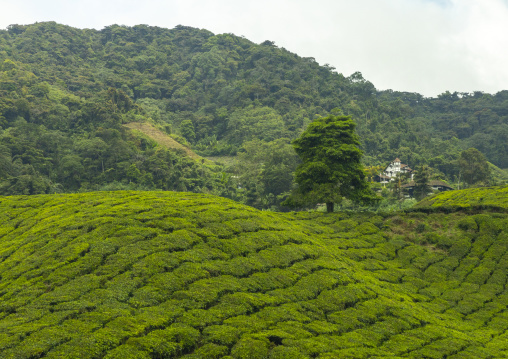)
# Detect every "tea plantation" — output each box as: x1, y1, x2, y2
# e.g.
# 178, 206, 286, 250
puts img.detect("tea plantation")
416, 185, 508, 212
0, 189, 507, 358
